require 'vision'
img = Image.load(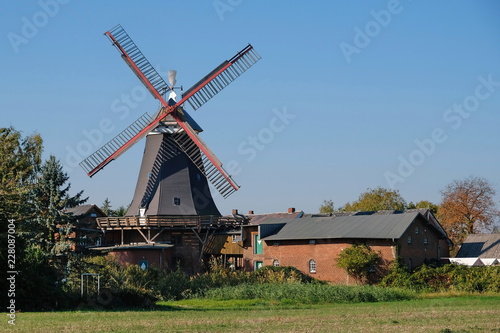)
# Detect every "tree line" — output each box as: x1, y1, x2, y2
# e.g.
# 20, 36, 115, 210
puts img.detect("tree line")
320, 180, 500, 251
